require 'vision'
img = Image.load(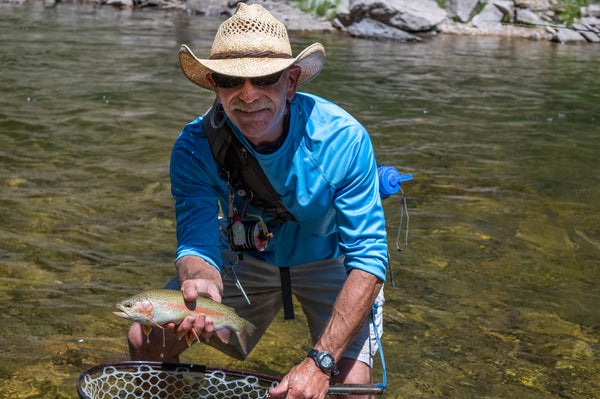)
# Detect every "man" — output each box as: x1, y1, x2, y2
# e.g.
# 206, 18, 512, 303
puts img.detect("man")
127, 4, 387, 398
